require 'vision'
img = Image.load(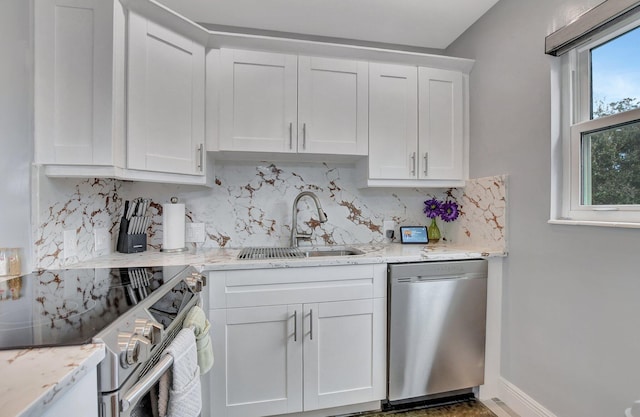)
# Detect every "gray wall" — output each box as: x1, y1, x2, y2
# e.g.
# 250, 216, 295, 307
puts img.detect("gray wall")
0, 0, 33, 272
447, 1, 640, 416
